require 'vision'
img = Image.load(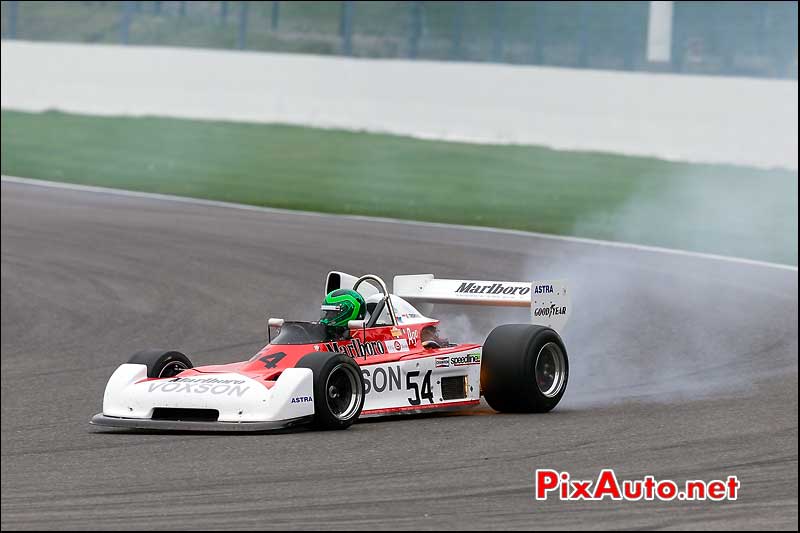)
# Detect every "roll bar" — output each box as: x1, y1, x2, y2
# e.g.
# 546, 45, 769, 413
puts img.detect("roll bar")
352, 274, 397, 327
